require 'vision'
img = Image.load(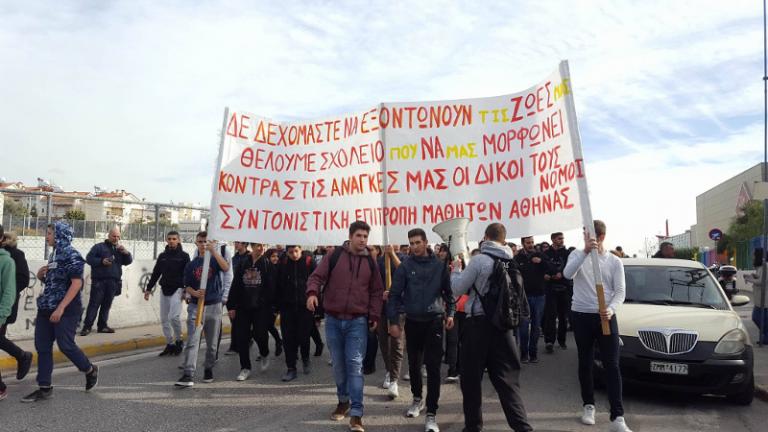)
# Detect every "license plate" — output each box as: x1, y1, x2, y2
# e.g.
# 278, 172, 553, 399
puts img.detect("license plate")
650, 361, 688, 375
